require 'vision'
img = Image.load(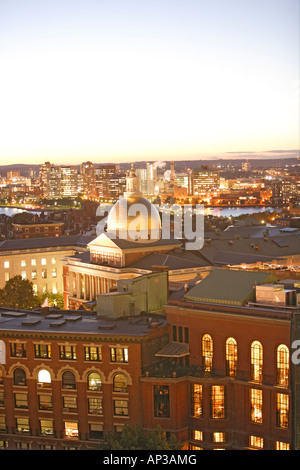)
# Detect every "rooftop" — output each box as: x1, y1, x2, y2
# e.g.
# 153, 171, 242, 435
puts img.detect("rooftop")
0, 307, 167, 338
0, 234, 94, 252
184, 269, 277, 305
